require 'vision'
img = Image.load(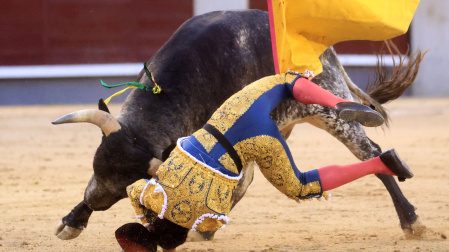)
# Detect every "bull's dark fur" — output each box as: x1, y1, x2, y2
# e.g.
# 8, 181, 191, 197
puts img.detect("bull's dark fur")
86, 129, 153, 209
54, 9, 425, 242
151, 218, 189, 250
